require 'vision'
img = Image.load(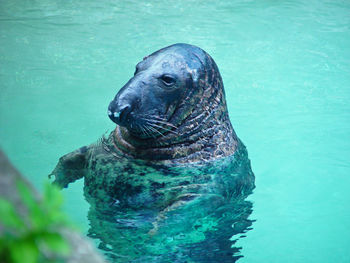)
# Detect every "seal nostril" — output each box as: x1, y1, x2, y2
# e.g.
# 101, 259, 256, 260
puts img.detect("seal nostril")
118, 105, 131, 123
